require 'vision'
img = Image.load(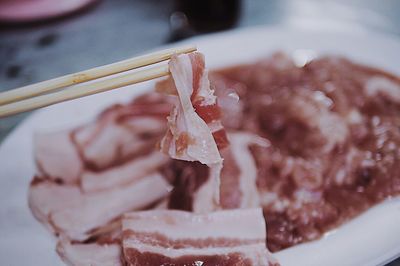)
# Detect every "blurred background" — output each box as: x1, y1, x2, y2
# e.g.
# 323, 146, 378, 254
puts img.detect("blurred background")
1, 0, 400, 141
0, 0, 399, 264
